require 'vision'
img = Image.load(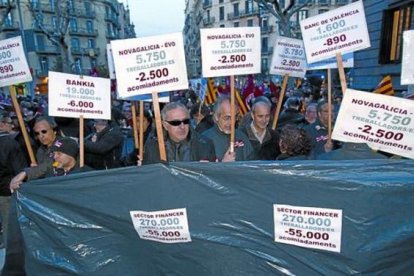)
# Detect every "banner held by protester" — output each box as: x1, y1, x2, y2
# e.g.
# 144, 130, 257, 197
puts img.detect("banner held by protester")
300, 1, 370, 94
200, 27, 261, 152
332, 89, 414, 159
0, 36, 36, 164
